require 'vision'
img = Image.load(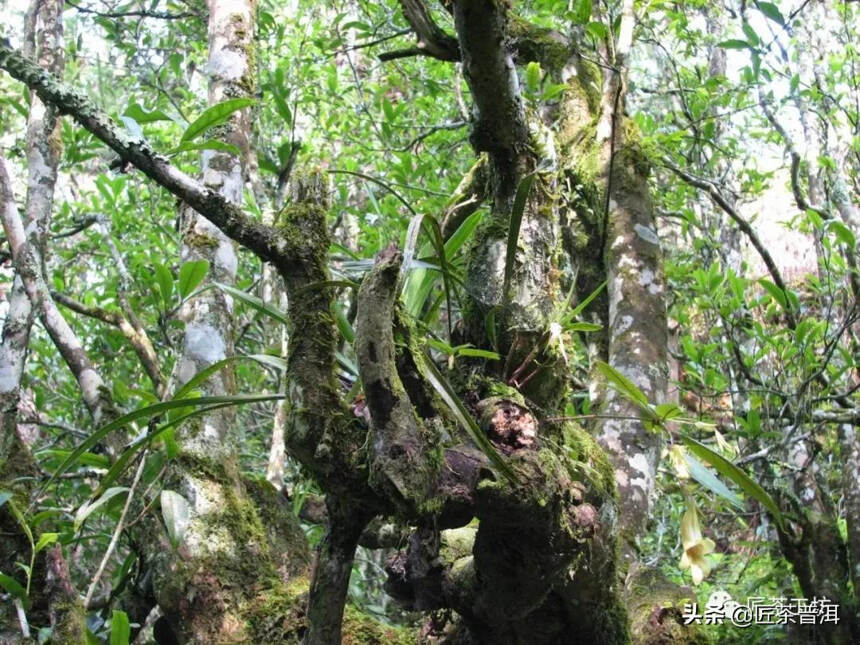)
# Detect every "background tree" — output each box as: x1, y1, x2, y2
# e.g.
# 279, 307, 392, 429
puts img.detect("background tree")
0, 1, 857, 644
